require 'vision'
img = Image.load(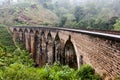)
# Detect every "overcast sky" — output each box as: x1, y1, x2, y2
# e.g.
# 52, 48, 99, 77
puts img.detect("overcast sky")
0, 0, 17, 2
